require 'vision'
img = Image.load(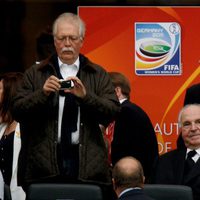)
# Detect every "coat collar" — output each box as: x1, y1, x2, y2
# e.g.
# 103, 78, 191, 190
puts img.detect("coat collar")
37, 54, 98, 73
119, 188, 143, 199
121, 99, 129, 105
